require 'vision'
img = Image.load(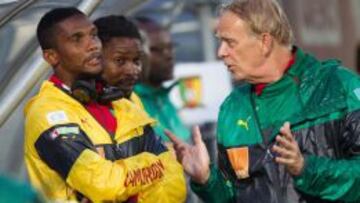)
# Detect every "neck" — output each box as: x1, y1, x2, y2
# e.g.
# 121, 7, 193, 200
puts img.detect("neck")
254, 45, 292, 84
53, 68, 76, 87
143, 80, 163, 89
